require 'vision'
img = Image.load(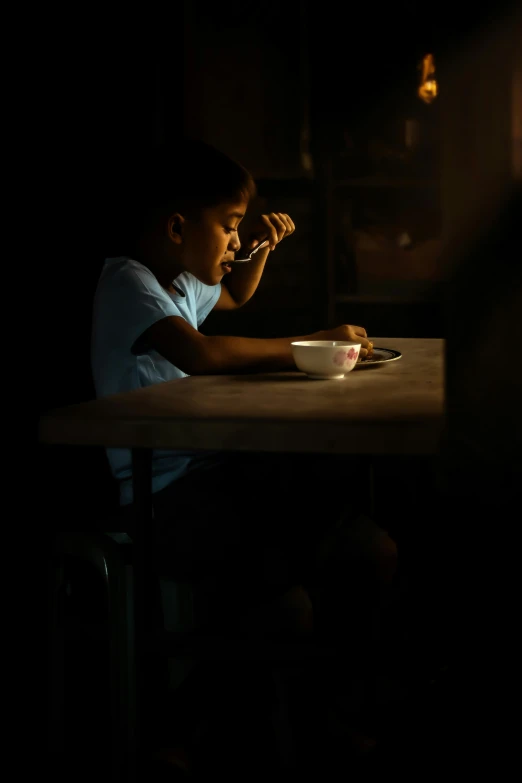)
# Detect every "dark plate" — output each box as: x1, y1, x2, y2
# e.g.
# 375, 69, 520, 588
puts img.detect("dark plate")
356, 347, 402, 367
